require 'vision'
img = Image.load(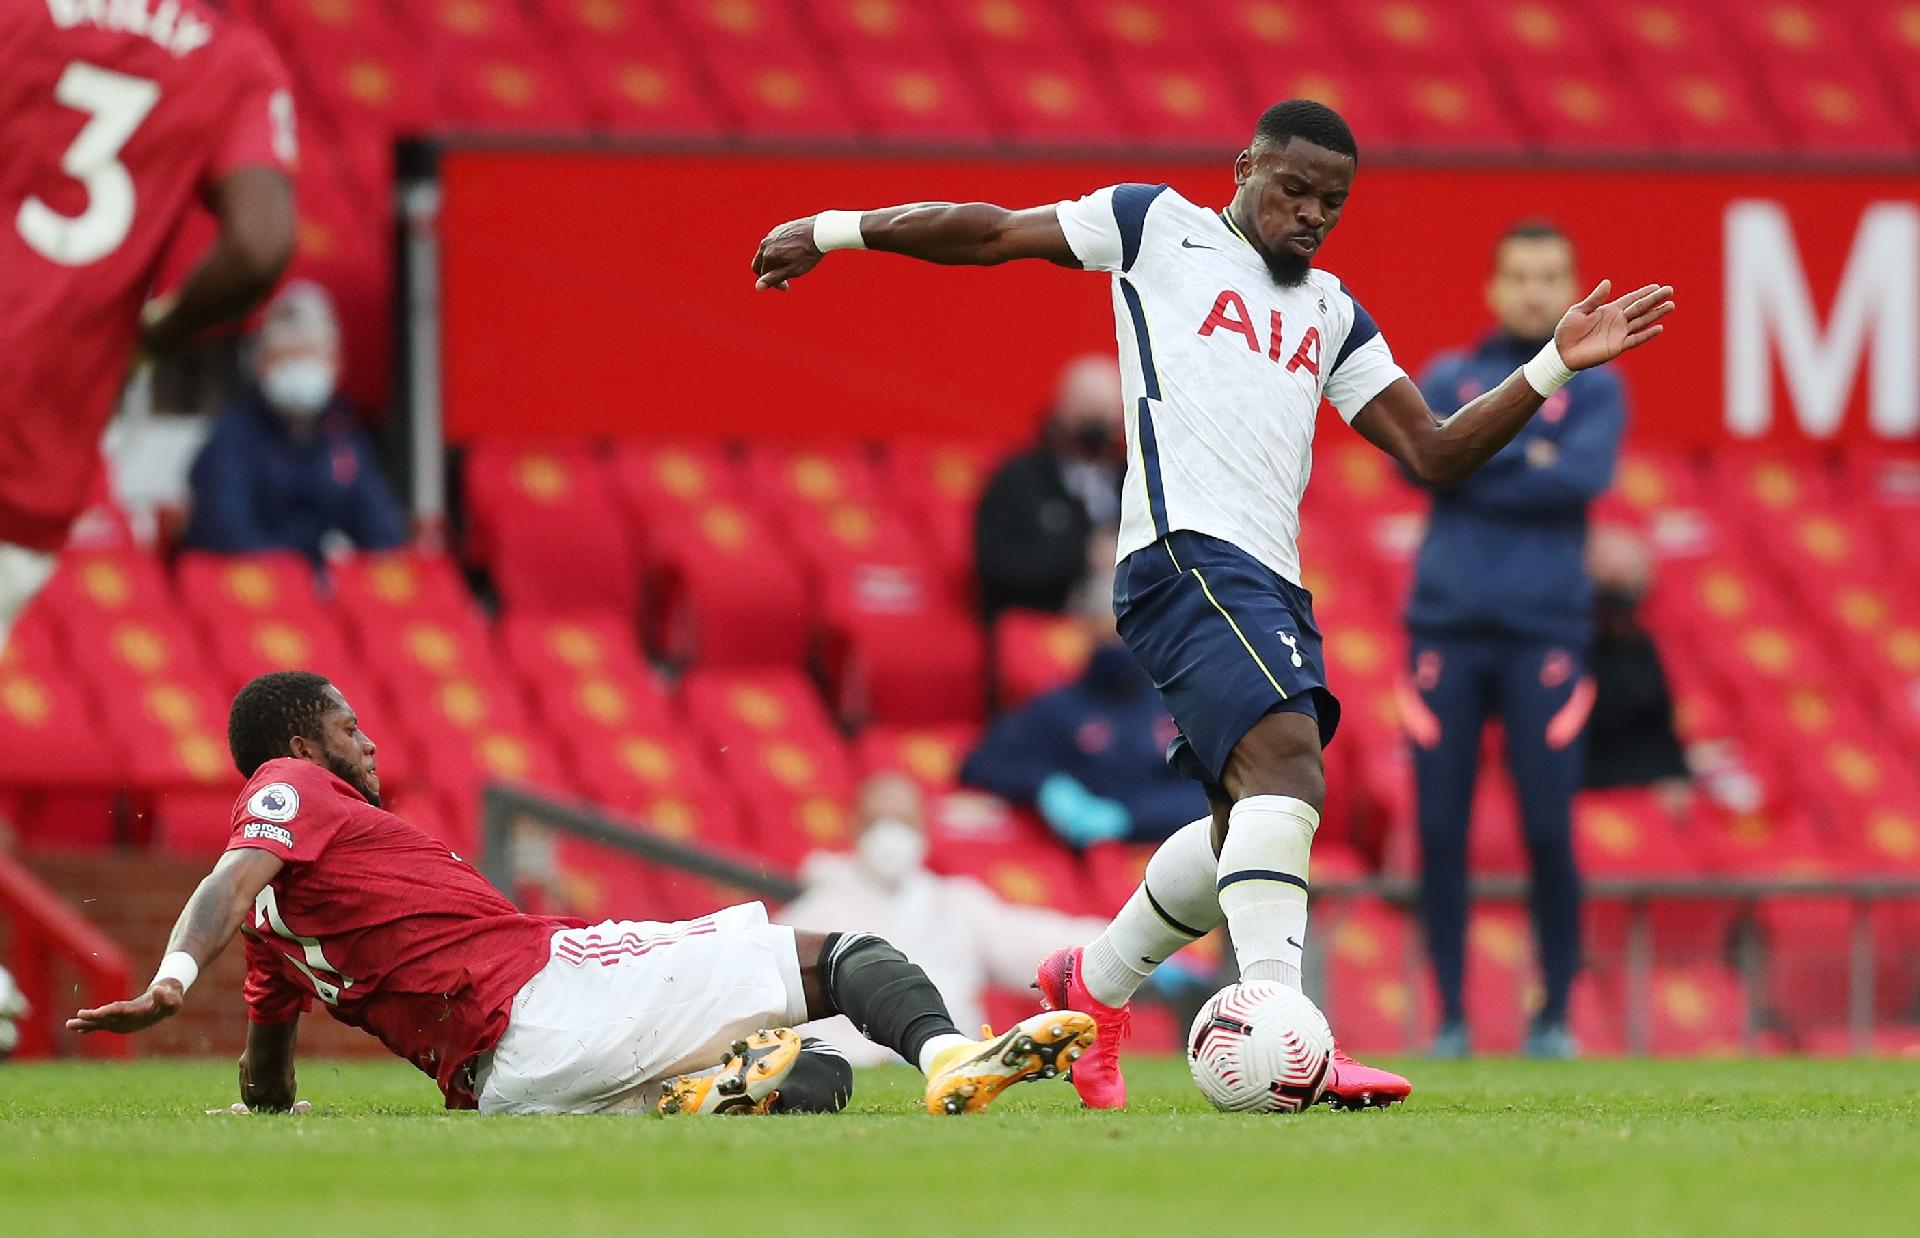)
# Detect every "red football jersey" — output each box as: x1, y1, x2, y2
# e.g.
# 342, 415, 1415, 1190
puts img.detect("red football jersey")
0, 0, 296, 550
226, 759, 583, 1109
